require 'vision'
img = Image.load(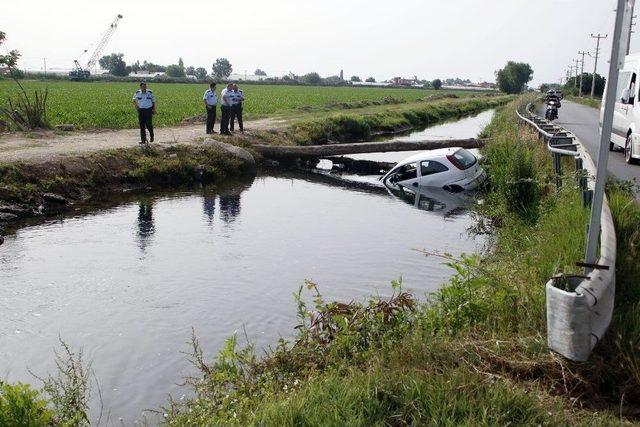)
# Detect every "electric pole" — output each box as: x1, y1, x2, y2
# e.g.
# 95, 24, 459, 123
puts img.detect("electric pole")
627, 4, 636, 54
43, 58, 47, 77
573, 59, 580, 88
590, 33, 608, 98
578, 51, 588, 96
